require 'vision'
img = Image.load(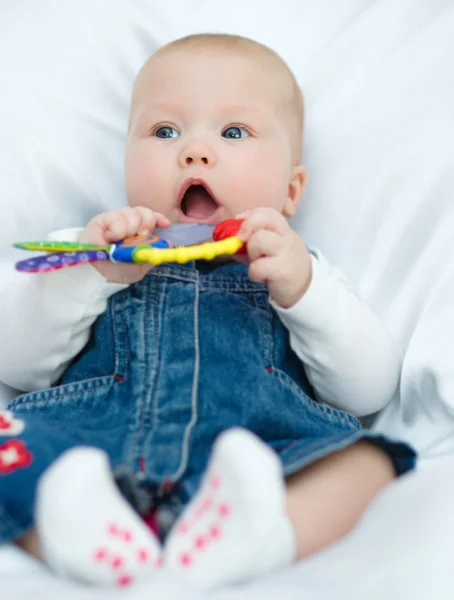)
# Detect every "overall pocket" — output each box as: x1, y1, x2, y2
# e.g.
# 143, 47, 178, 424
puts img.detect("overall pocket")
270, 368, 361, 431
8, 291, 129, 427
